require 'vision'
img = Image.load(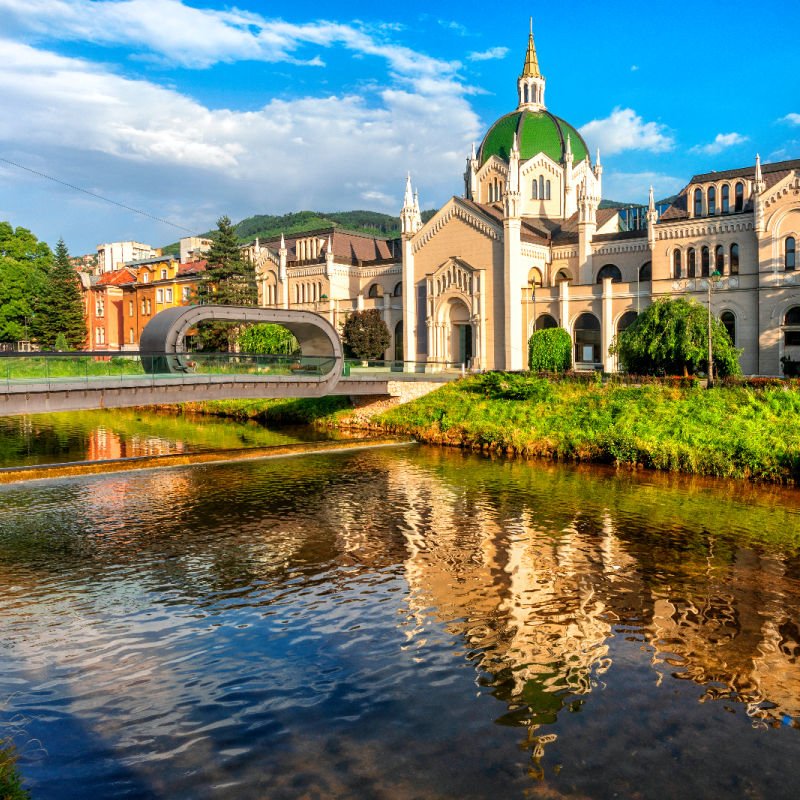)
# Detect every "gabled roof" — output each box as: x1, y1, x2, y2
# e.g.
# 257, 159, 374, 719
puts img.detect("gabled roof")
177, 259, 207, 276
691, 158, 800, 185
96, 268, 137, 286
258, 227, 399, 265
